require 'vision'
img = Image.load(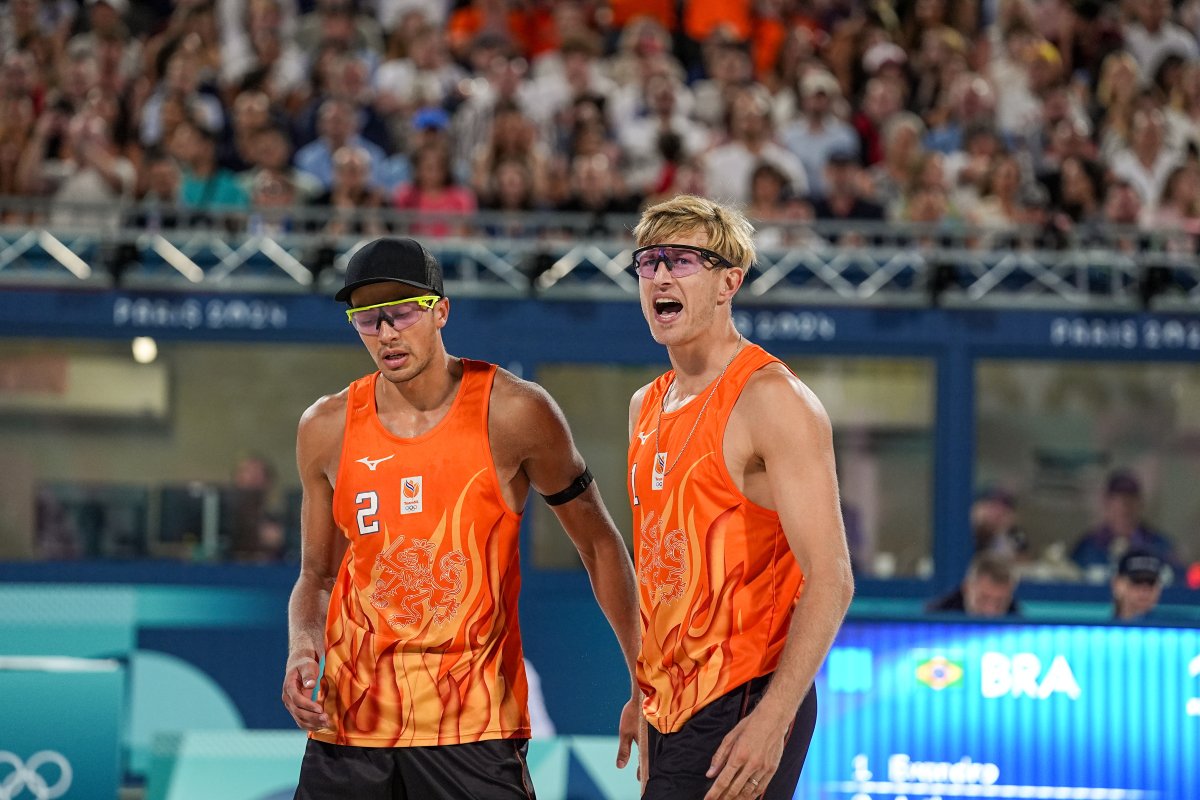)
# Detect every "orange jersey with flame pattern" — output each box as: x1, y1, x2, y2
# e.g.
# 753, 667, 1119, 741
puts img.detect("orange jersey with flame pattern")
316, 360, 529, 746
629, 344, 804, 733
